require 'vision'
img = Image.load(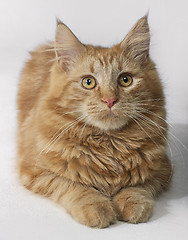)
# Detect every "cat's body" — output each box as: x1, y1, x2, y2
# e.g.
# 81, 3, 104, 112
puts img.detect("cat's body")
17, 16, 172, 227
